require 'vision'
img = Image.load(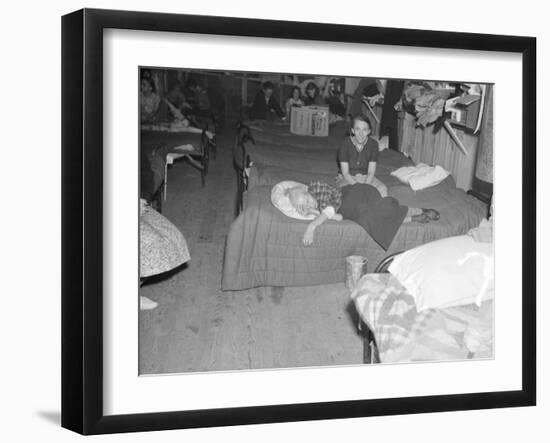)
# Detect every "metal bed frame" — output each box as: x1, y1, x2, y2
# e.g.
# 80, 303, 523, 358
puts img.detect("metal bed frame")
359, 251, 404, 364
232, 121, 254, 216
